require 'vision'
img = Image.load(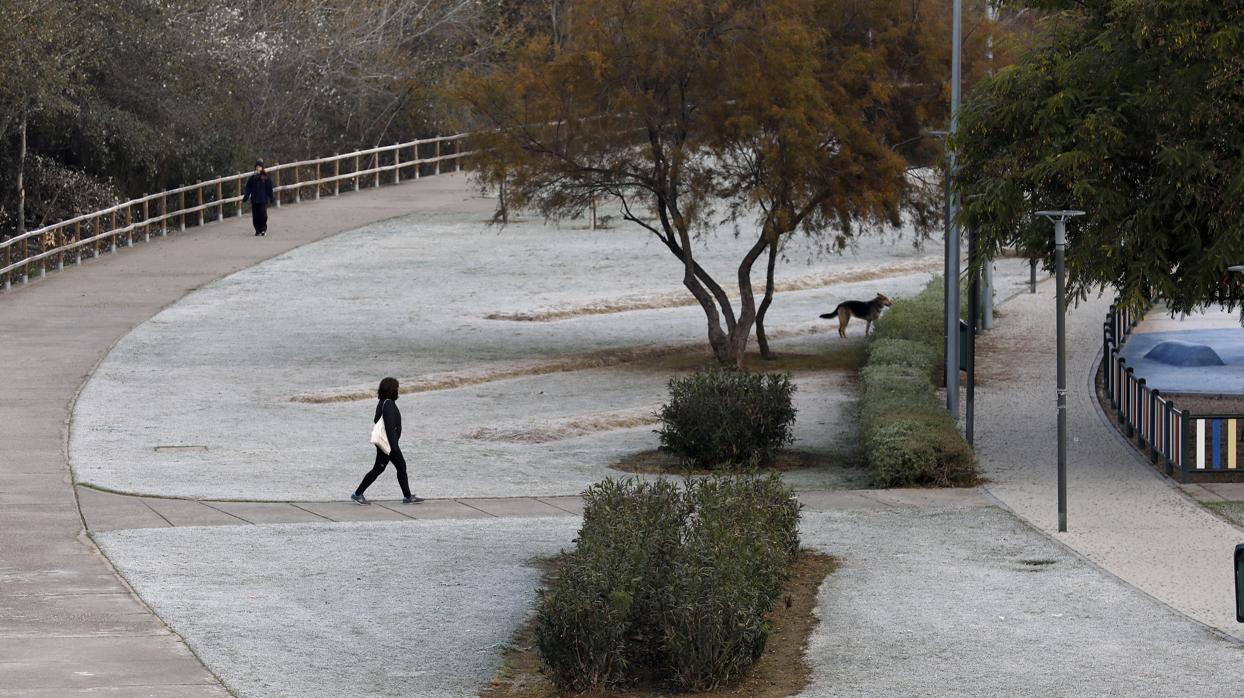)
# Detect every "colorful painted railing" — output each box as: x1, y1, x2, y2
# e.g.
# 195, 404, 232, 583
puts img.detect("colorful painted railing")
1103, 301, 1244, 480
